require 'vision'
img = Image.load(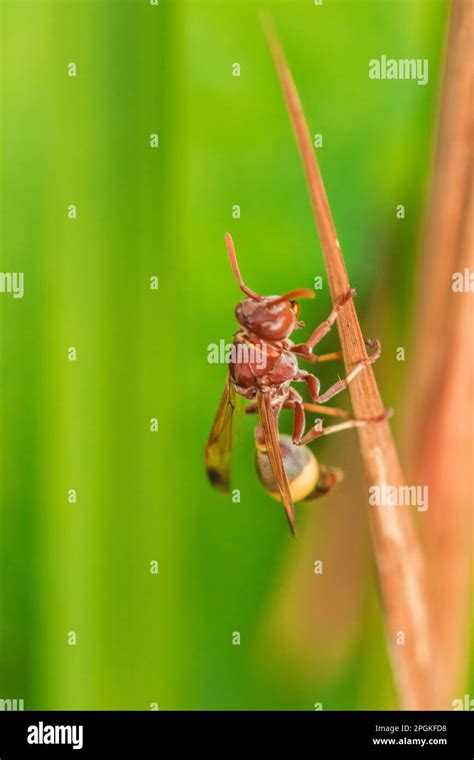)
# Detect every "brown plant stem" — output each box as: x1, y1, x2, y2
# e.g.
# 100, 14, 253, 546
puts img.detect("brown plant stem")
263, 16, 435, 709
403, 0, 474, 707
